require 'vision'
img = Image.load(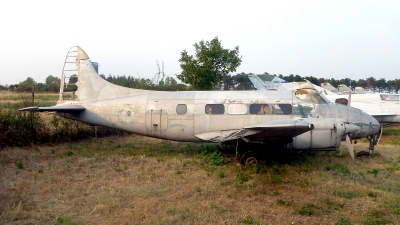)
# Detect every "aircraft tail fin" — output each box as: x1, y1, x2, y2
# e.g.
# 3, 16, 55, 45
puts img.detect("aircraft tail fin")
59, 46, 154, 103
